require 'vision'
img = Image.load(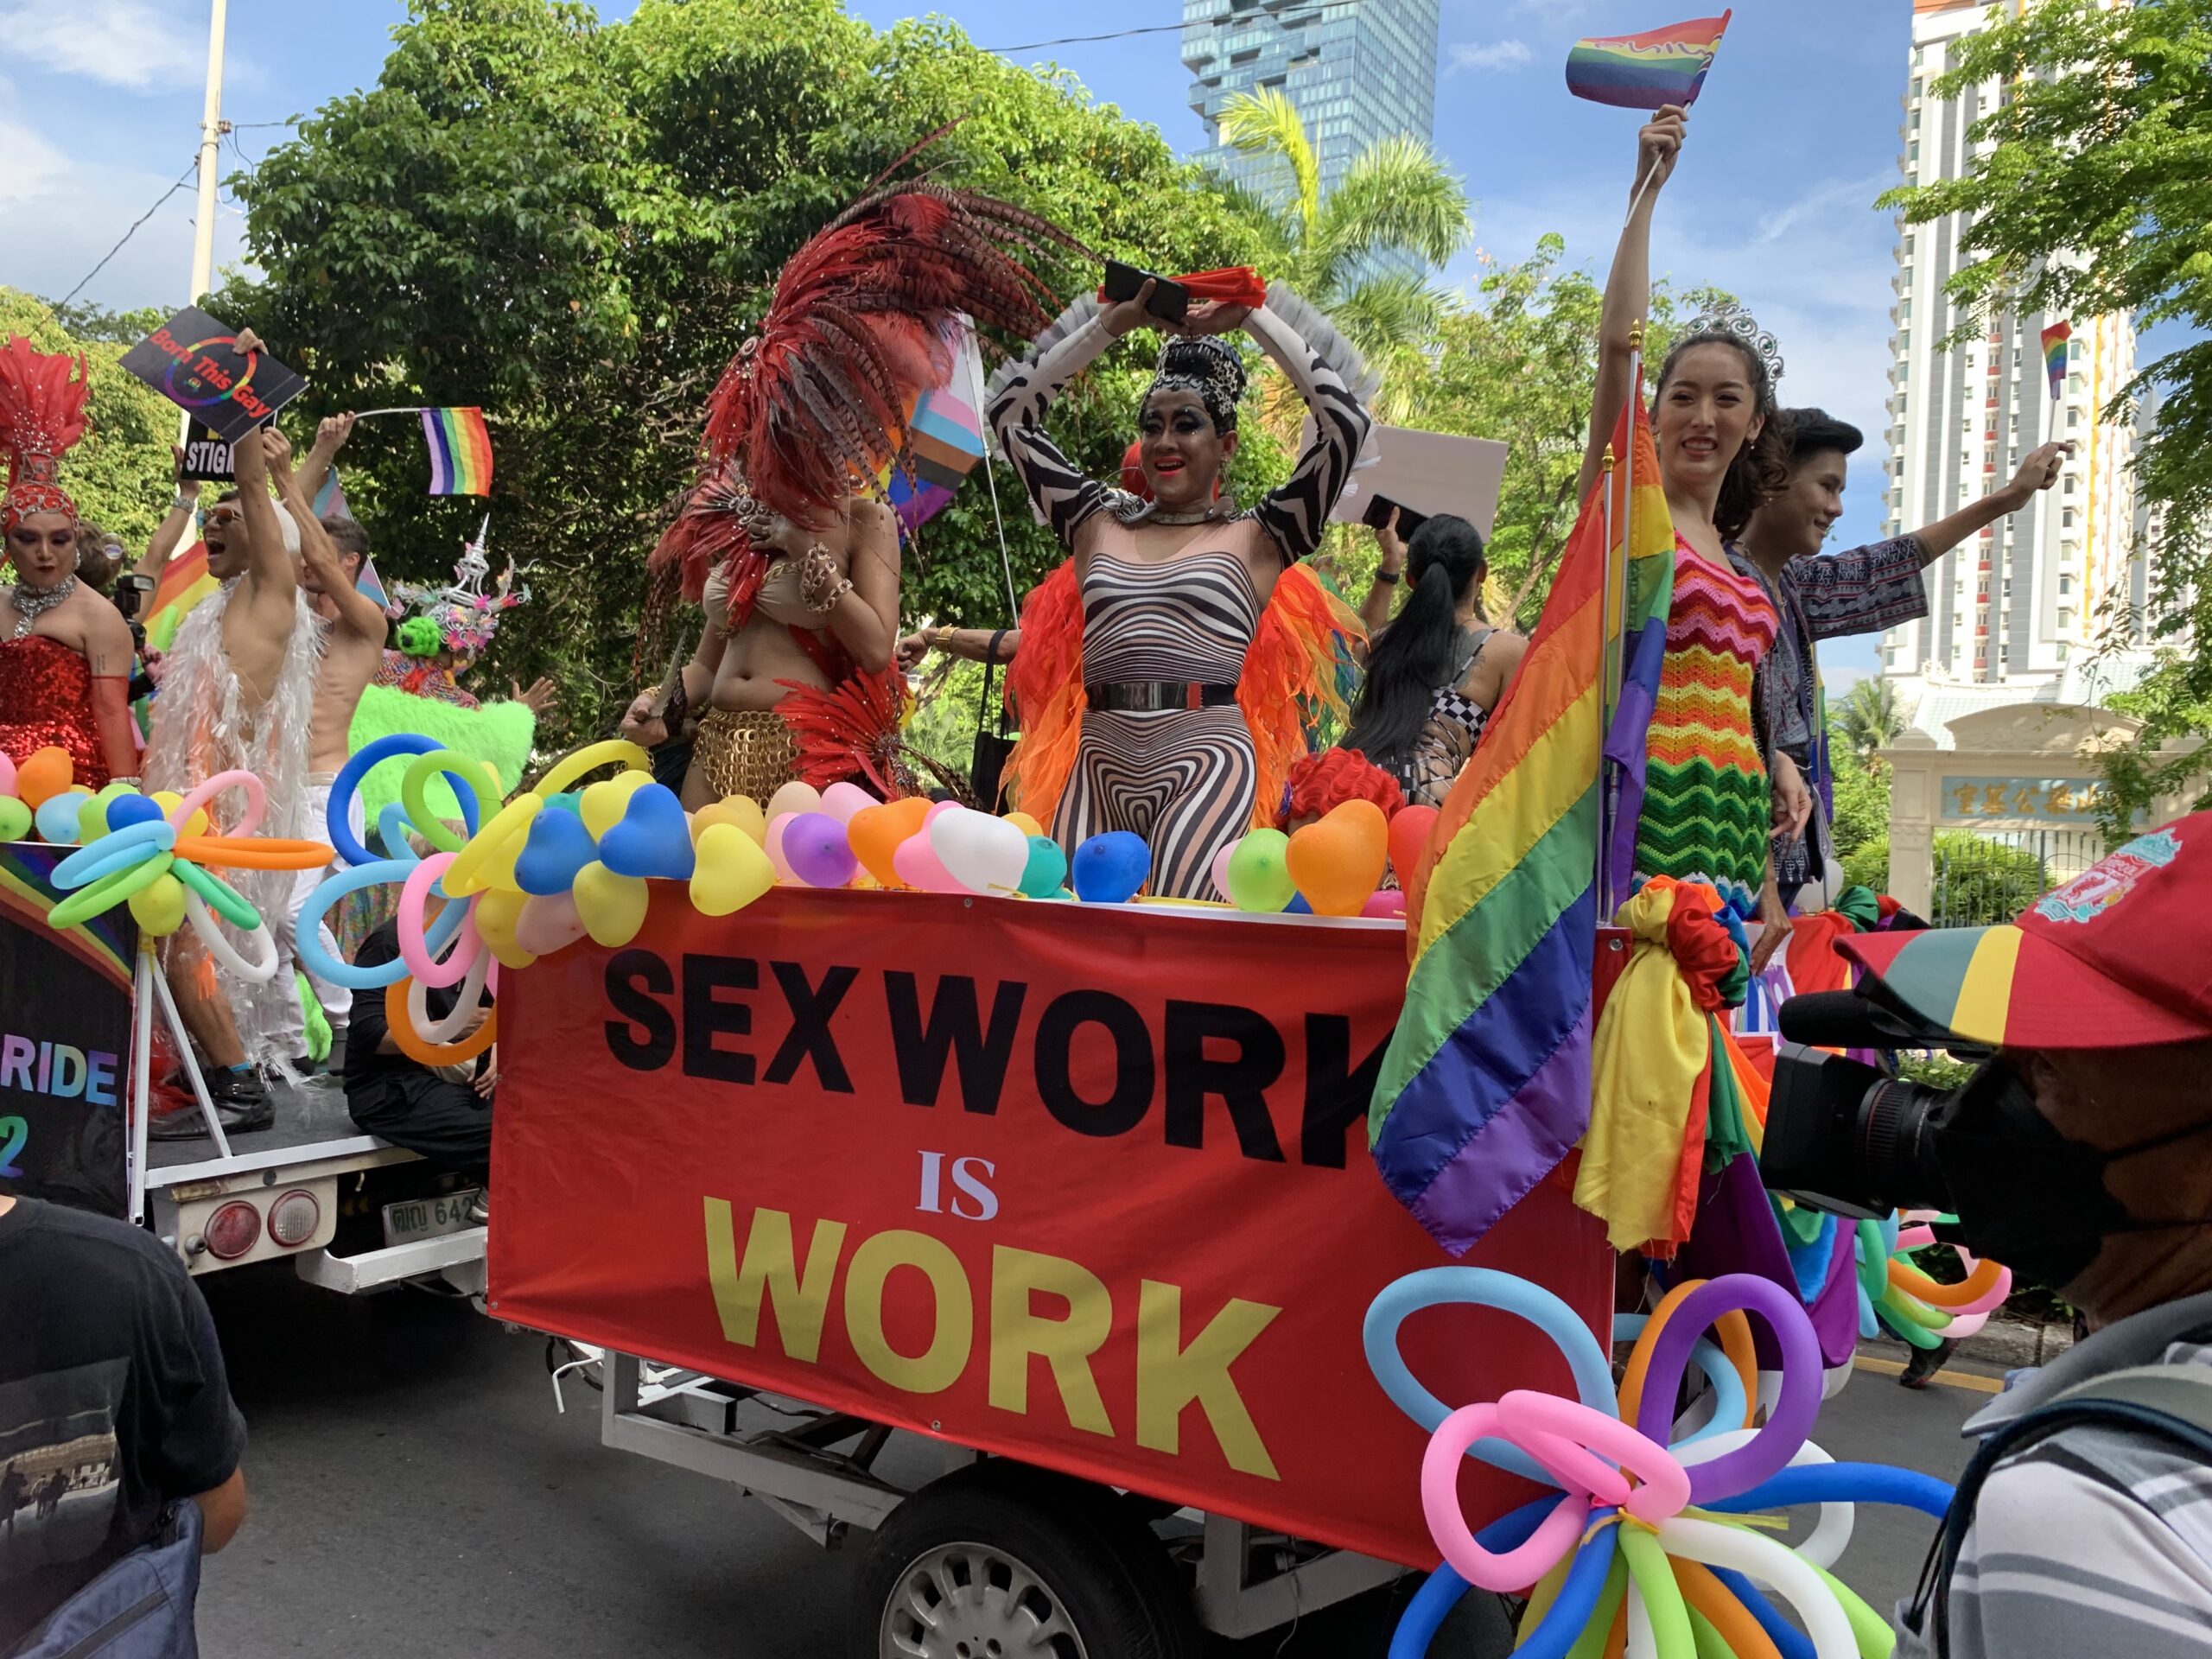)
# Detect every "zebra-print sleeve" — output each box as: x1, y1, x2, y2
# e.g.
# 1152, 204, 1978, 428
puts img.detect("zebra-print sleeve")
1243, 281, 1377, 566
985, 295, 1120, 552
